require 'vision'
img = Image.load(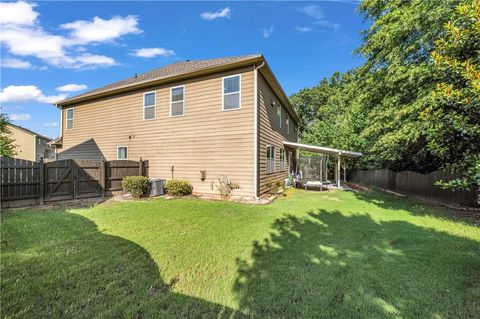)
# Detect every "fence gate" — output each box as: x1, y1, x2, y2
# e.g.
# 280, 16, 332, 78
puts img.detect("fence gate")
74, 160, 101, 199
44, 159, 101, 202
